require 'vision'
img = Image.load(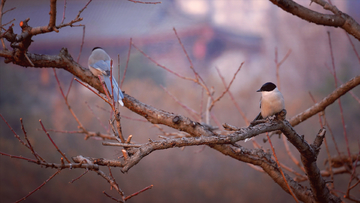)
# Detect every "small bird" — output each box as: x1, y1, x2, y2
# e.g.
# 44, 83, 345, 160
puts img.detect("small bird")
250, 82, 285, 126
88, 47, 124, 106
